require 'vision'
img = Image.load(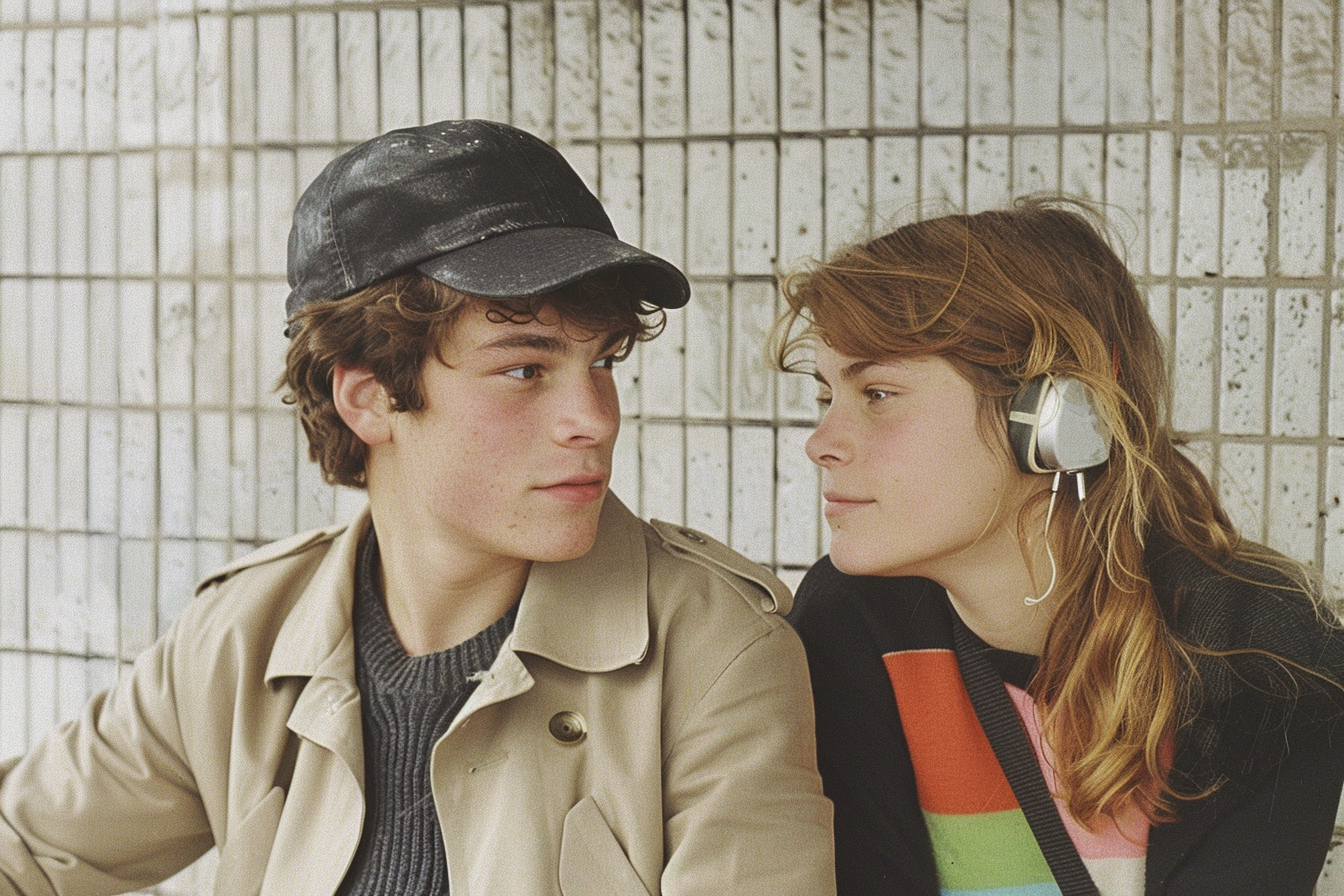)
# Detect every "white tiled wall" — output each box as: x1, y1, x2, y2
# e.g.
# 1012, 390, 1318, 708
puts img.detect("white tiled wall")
1, 0, 1343, 892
